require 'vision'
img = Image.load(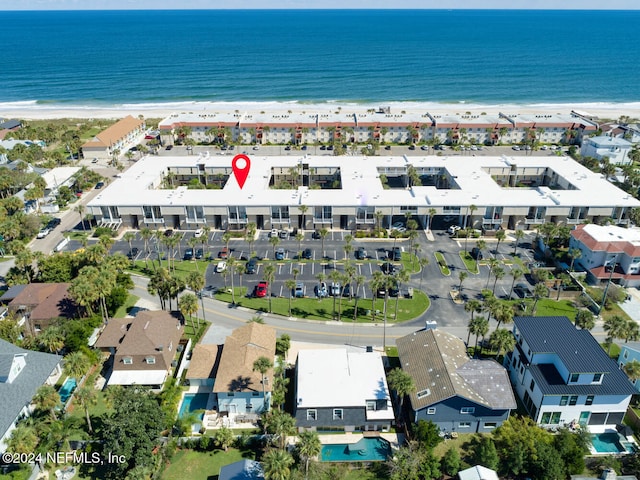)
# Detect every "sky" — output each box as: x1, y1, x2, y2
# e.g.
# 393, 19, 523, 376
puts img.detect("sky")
0, 0, 638, 9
